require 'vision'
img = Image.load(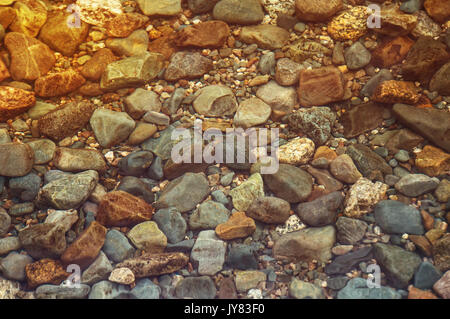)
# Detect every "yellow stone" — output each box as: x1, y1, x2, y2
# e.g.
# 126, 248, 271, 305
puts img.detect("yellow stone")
328, 6, 369, 41
9, 0, 47, 38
